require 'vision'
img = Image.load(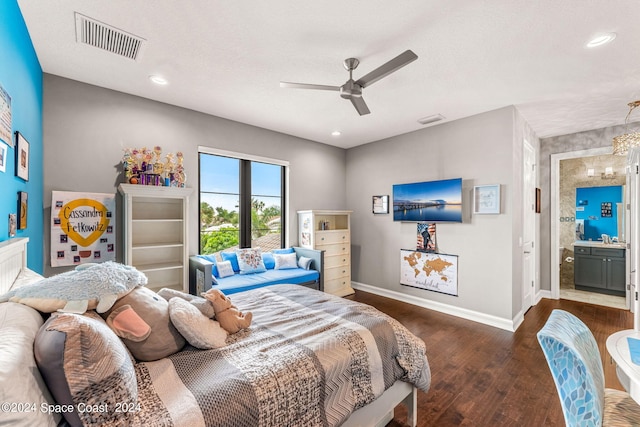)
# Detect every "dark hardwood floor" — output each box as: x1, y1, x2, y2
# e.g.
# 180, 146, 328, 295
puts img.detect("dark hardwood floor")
349, 290, 633, 426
